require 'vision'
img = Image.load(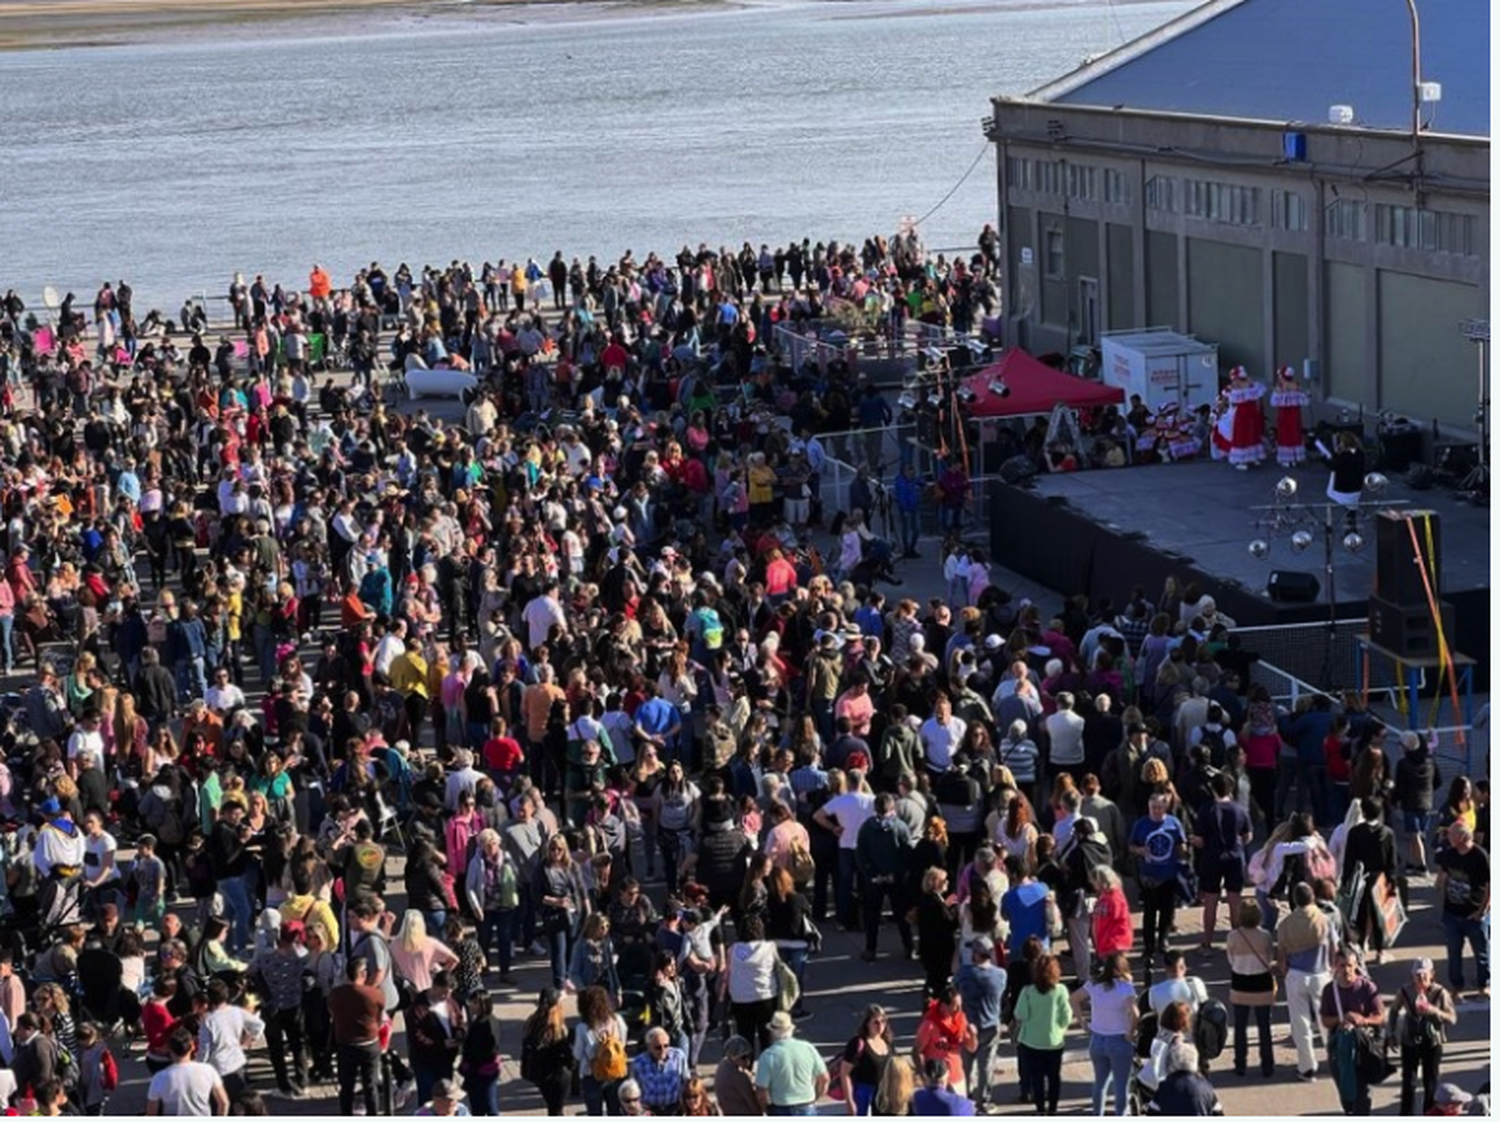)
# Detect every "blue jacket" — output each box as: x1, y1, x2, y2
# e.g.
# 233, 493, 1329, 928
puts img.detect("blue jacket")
893, 472, 923, 513
1282, 709, 1334, 765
